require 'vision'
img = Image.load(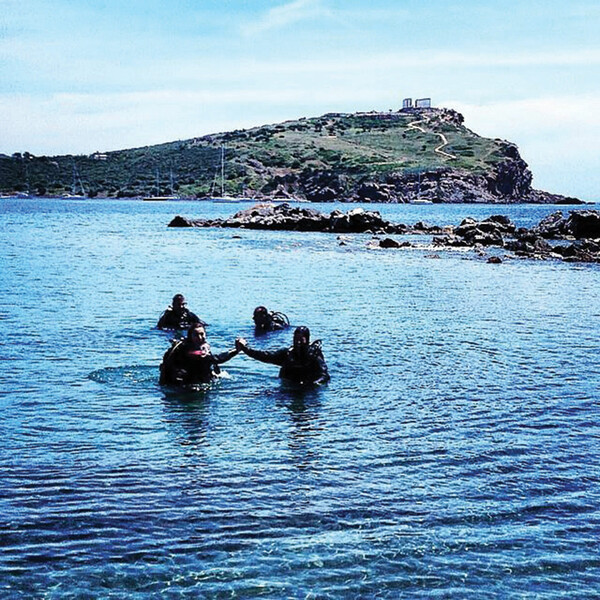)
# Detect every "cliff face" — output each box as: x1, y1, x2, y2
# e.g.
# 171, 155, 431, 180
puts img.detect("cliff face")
0, 108, 581, 203
258, 145, 545, 204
